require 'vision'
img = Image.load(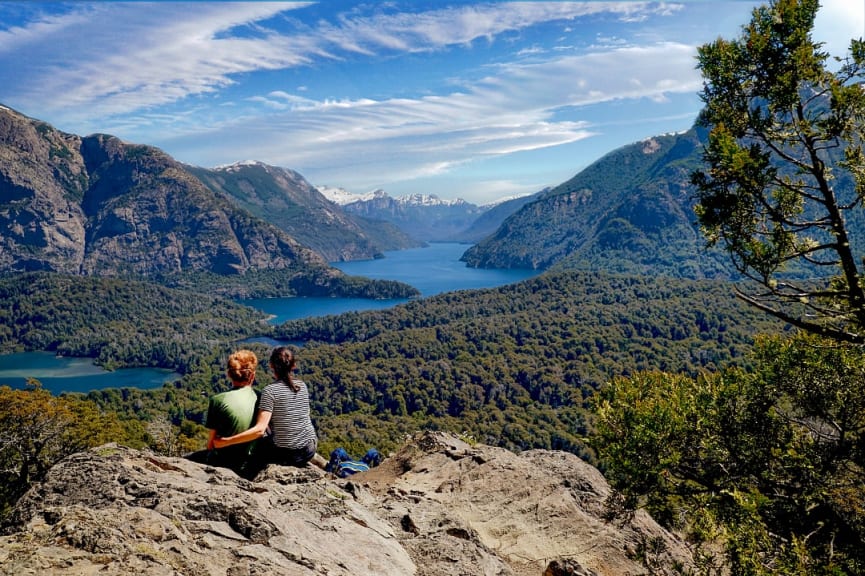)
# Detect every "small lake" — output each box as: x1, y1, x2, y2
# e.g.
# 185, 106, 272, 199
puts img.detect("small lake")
0, 351, 180, 395
243, 242, 538, 324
